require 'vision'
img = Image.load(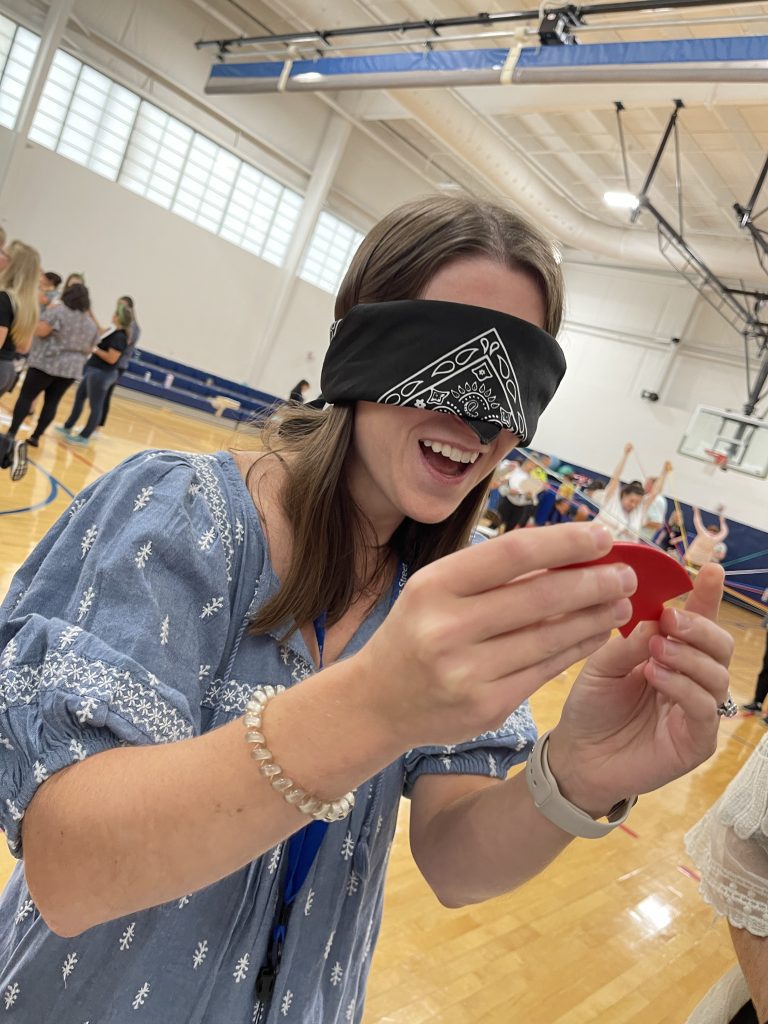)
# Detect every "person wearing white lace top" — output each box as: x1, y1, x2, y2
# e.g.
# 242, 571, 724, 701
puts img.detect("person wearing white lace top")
686, 734, 768, 1023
